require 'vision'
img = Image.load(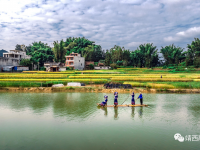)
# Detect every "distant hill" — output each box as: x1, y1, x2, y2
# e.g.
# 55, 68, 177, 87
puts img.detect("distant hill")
0, 49, 8, 57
